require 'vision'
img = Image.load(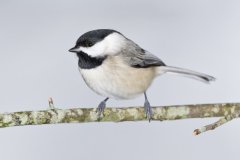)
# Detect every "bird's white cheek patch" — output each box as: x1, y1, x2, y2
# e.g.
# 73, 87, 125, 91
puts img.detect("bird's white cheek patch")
79, 32, 126, 57
80, 43, 106, 57
104, 33, 126, 55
